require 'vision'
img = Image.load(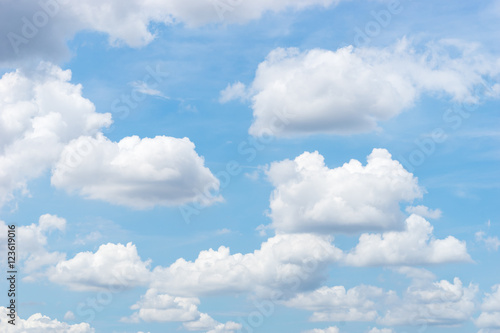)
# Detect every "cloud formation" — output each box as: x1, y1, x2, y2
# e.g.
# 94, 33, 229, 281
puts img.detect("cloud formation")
222, 39, 500, 137
476, 285, 500, 330
0, 214, 66, 275
151, 233, 342, 298
49, 242, 152, 291
0, 0, 341, 66
0, 63, 111, 207
379, 277, 477, 326
124, 289, 241, 332
265, 148, 422, 233
285, 285, 387, 322
285, 270, 477, 328
51, 134, 220, 208
0, 307, 94, 332
344, 214, 471, 266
